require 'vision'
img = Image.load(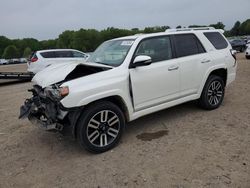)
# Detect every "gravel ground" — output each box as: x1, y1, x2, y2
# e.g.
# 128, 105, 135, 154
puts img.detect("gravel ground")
0, 54, 249, 188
